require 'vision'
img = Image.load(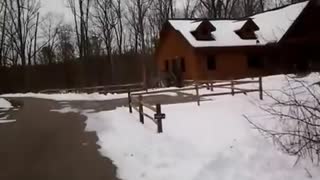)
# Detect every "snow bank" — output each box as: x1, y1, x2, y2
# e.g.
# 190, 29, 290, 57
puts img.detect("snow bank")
84, 73, 320, 180
0, 98, 12, 109
1, 92, 127, 101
